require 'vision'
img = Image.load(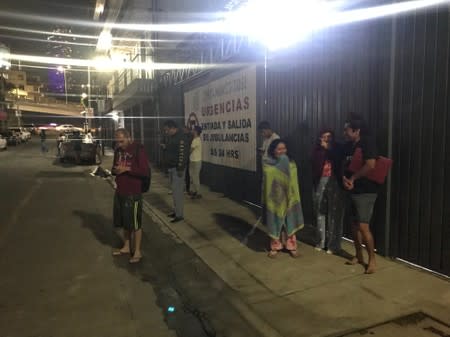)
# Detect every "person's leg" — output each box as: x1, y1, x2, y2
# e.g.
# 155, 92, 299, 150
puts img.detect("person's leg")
168, 169, 173, 194
360, 222, 376, 273
191, 161, 201, 196
113, 195, 130, 254
189, 161, 196, 194
113, 193, 125, 245
185, 164, 190, 193
286, 233, 299, 257
349, 222, 364, 264
314, 178, 328, 250
269, 237, 283, 257
169, 168, 177, 212
327, 179, 344, 253
130, 196, 143, 262
173, 169, 185, 218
